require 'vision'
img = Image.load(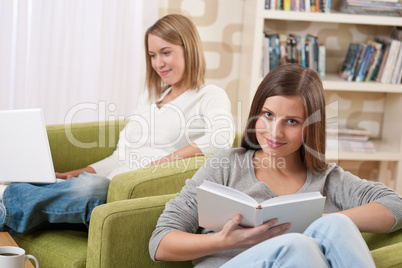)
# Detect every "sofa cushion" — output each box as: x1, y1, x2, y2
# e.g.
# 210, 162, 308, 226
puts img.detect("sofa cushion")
14, 230, 88, 268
